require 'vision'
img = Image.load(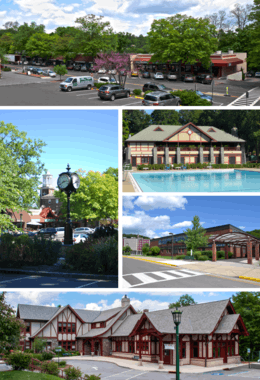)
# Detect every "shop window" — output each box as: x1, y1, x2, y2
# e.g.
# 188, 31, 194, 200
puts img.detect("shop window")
182, 347, 186, 358
193, 342, 198, 358
58, 322, 76, 334
141, 157, 148, 163
203, 155, 210, 163
213, 347, 216, 358
229, 156, 236, 164
129, 341, 134, 353
26, 322, 30, 333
